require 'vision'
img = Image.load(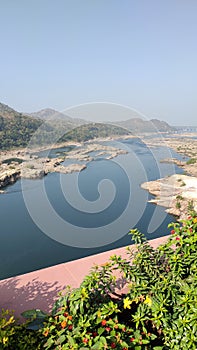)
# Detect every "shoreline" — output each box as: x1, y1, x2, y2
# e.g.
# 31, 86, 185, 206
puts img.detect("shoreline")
0, 137, 129, 192
142, 135, 197, 219
1, 133, 197, 219
141, 174, 197, 220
